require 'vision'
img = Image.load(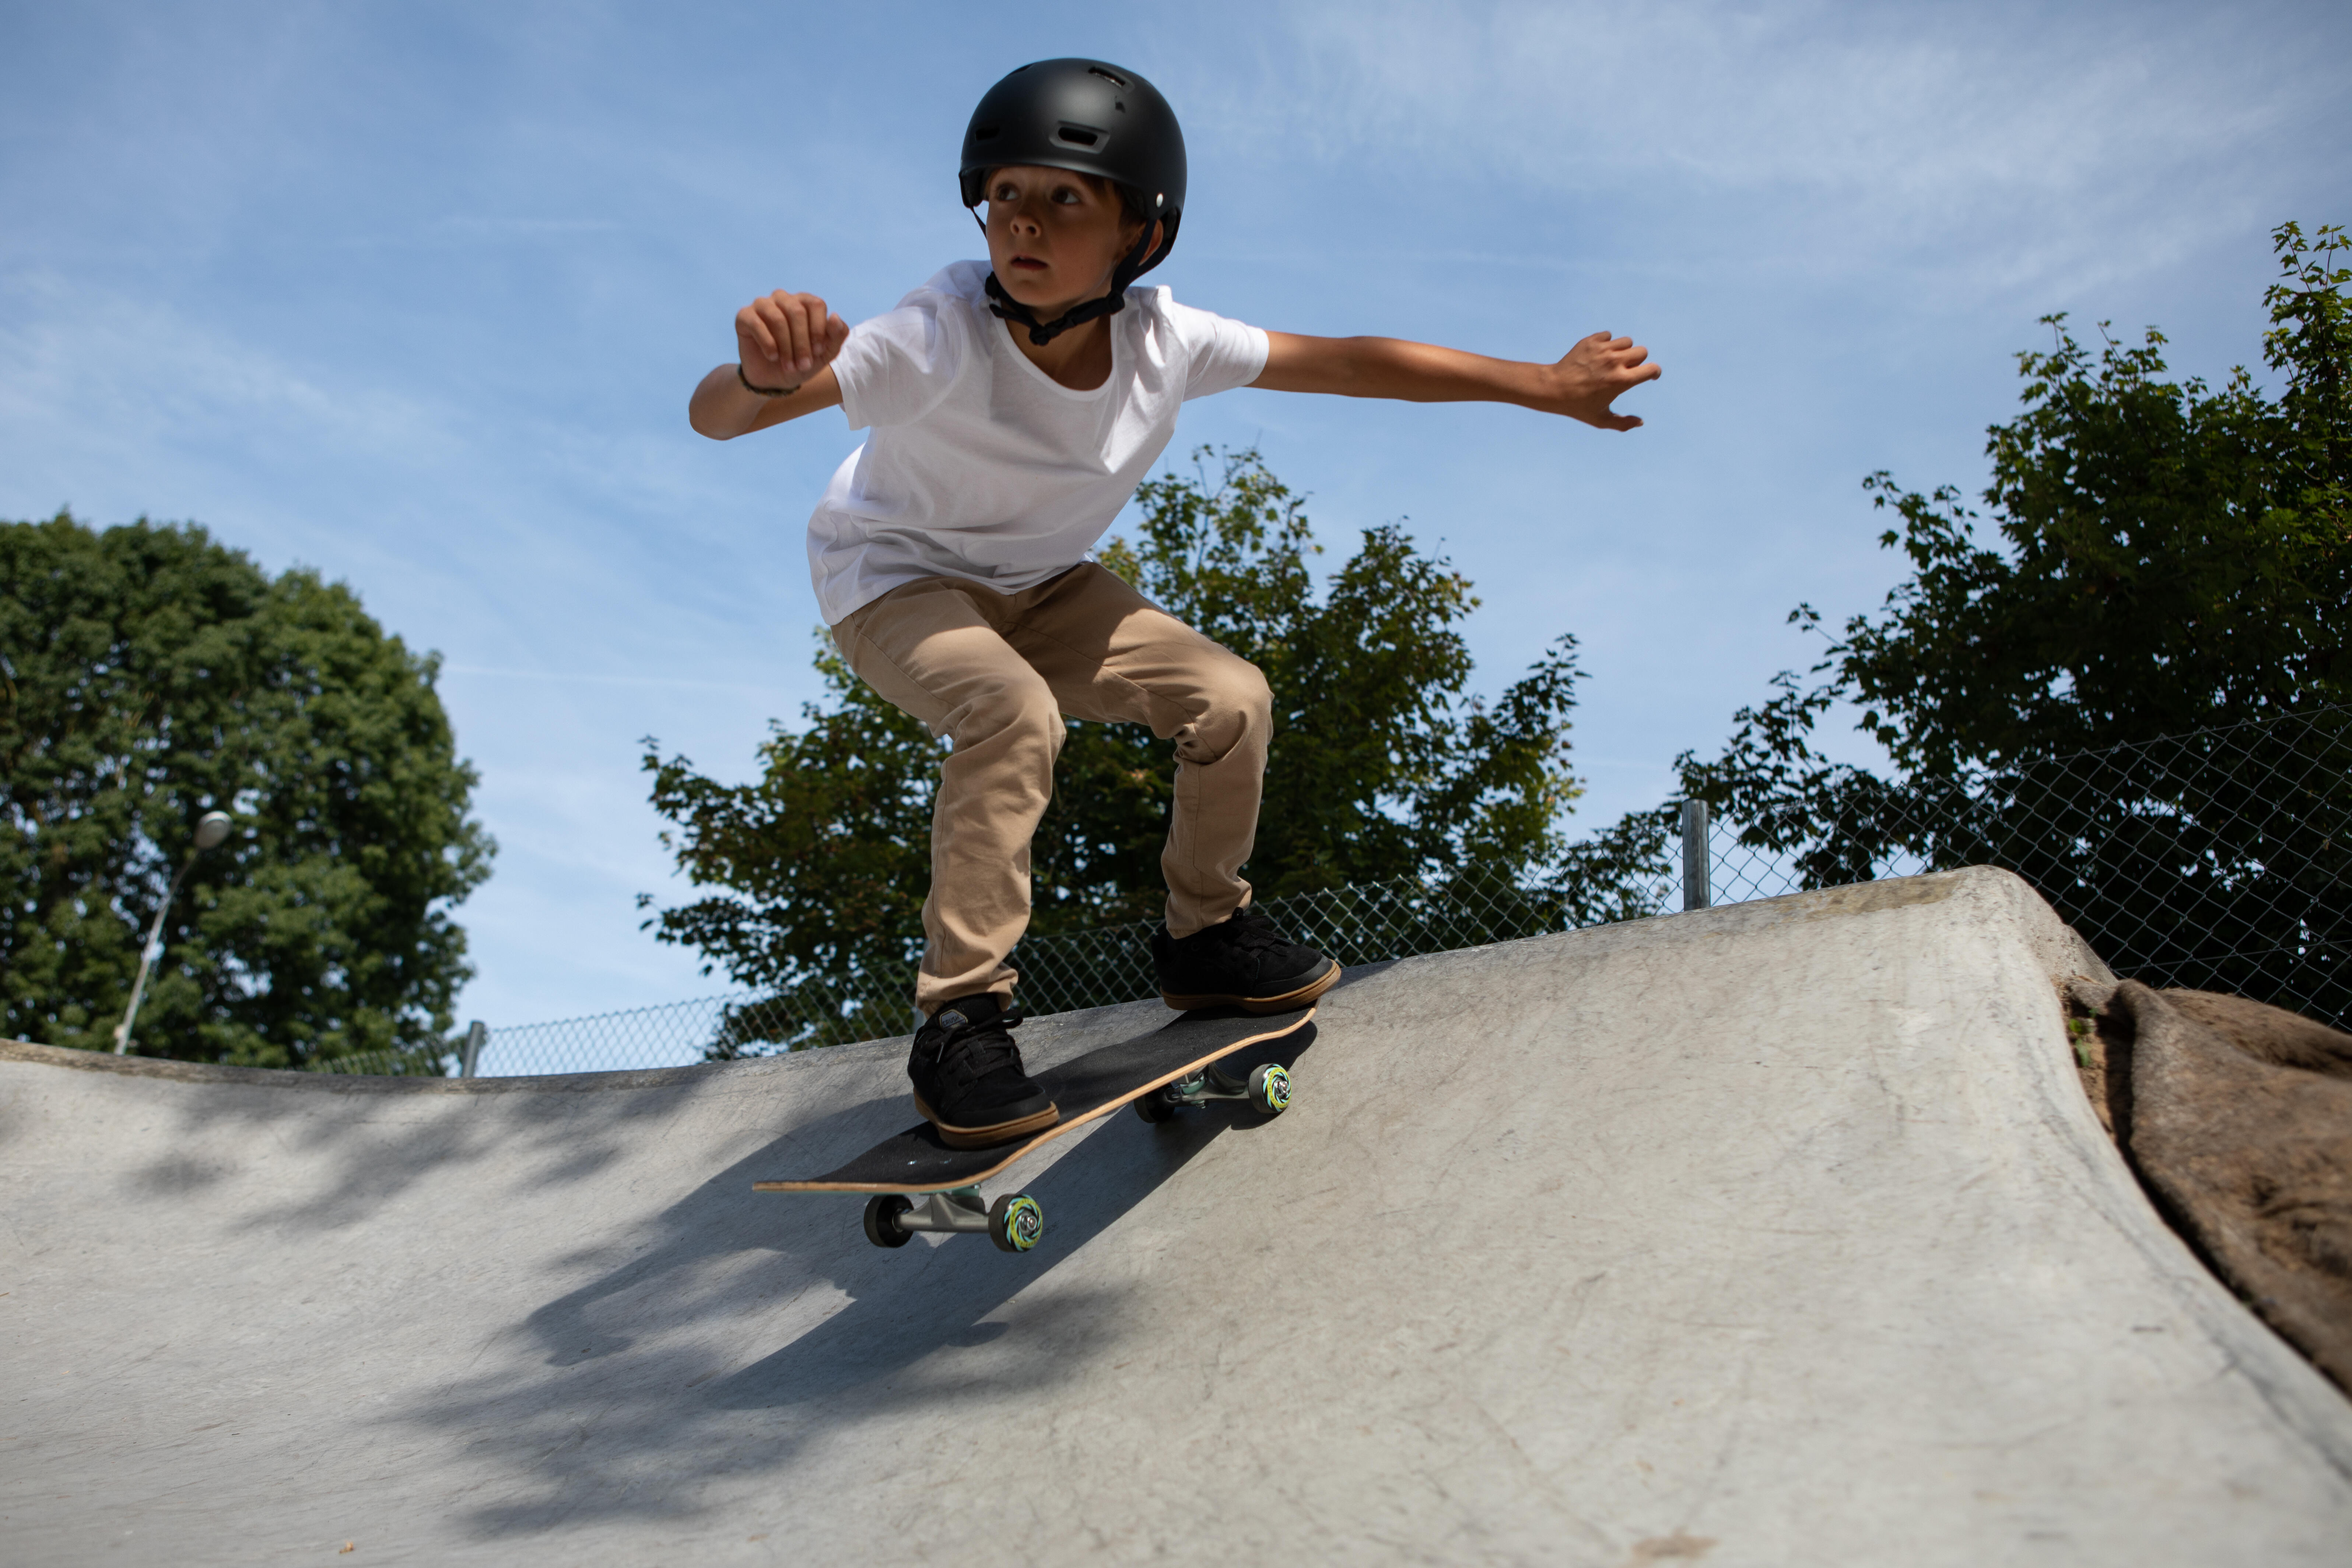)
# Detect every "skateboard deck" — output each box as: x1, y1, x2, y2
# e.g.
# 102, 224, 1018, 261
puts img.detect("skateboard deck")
755, 1003, 1316, 1253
